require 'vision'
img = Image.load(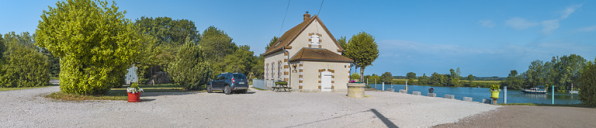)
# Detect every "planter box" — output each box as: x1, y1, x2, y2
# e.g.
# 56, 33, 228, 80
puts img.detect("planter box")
127, 92, 141, 102
347, 83, 365, 98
